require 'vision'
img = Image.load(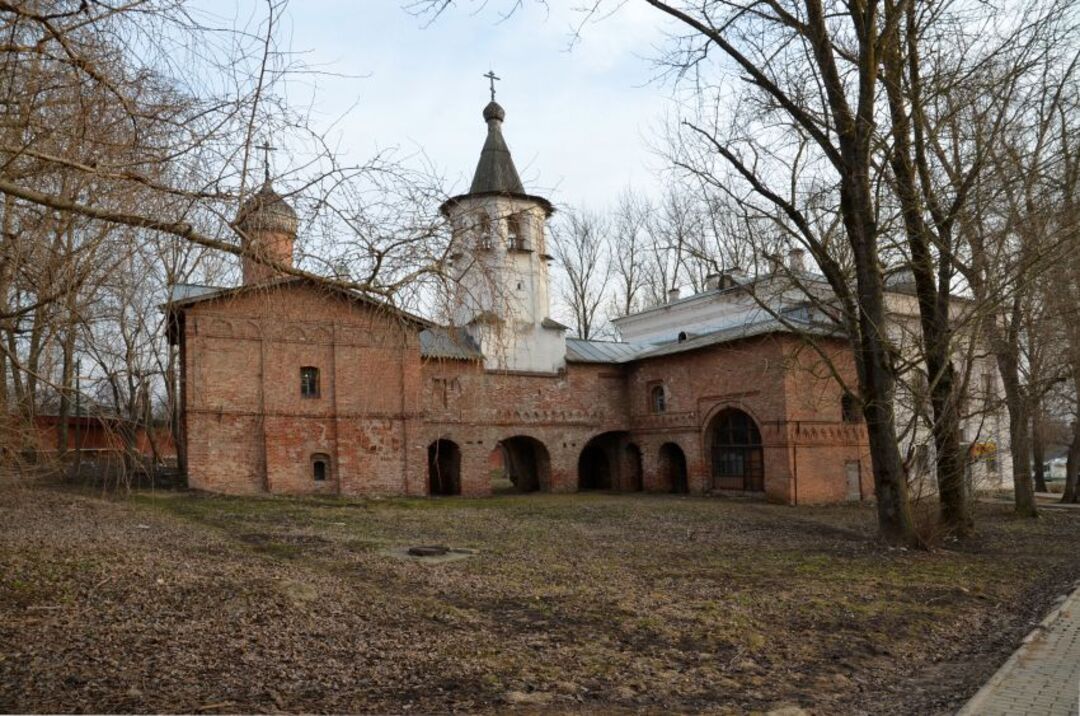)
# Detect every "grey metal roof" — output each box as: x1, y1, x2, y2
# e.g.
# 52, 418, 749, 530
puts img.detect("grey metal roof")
168, 284, 226, 303
565, 338, 646, 364
419, 327, 483, 360
633, 317, 841, 361
542, 316, 570, 331
569, 314, 843, 365
469, 101, 525, 195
